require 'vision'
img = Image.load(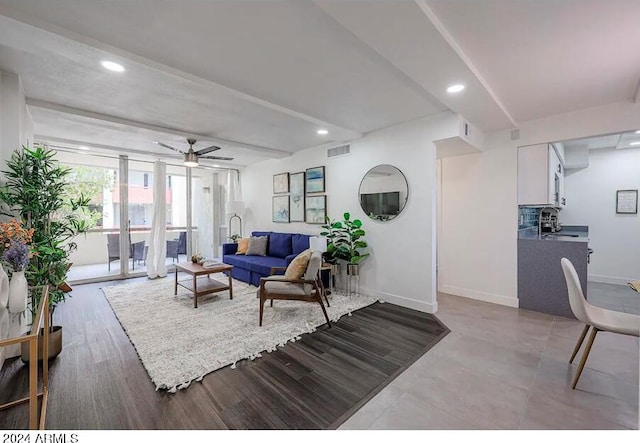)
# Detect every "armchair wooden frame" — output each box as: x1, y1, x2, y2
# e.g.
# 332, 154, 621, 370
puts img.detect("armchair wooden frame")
258, 270, 331, 328
270, 266, 331, 307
